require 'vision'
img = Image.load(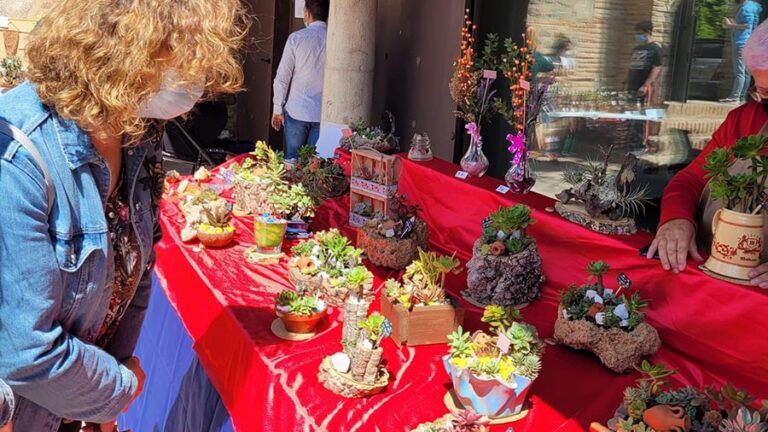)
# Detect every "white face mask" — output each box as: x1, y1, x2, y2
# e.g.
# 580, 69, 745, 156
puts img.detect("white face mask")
138, 69, 205, 119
